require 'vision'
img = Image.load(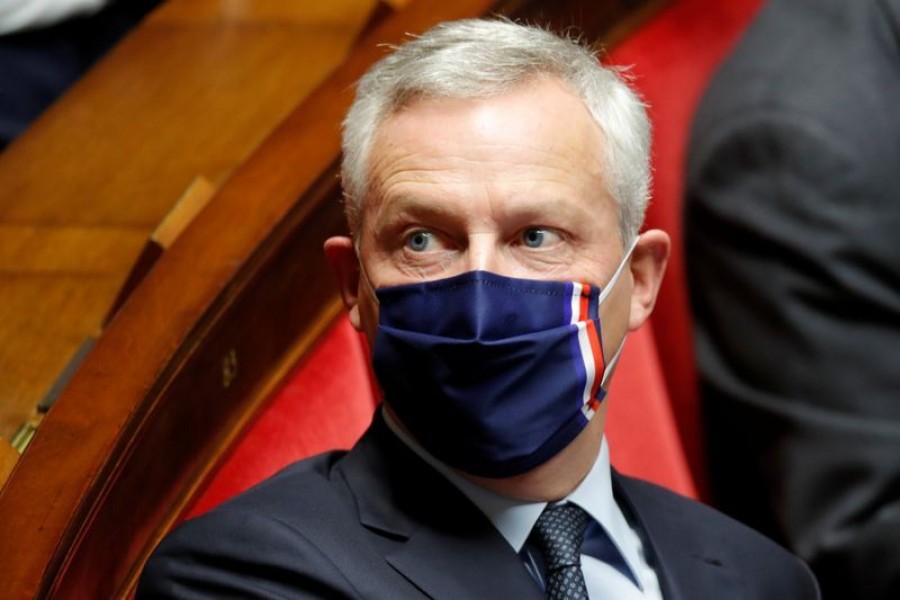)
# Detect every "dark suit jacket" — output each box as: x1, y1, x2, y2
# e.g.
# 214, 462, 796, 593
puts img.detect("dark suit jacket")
685, 0, 900, 598
138, 413, 818, 599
